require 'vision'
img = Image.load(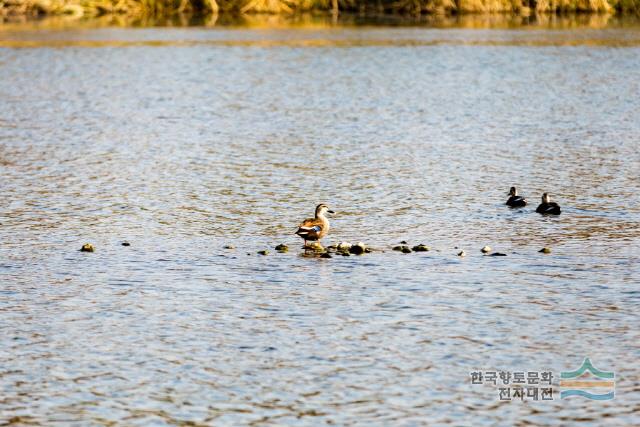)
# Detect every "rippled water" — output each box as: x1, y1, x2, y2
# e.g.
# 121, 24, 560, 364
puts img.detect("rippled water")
1, 18, 640, 426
